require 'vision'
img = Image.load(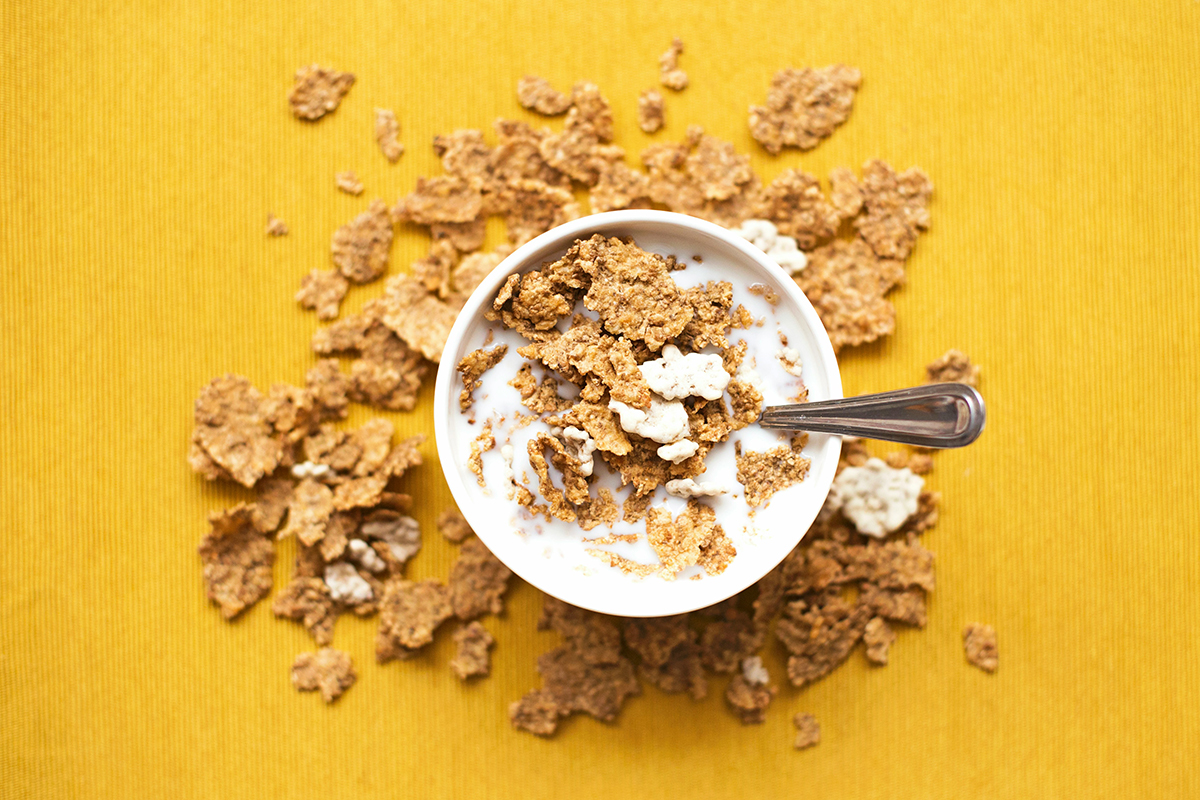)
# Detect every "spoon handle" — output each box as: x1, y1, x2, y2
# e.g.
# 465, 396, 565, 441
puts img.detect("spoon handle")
759, 383, 986, 449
